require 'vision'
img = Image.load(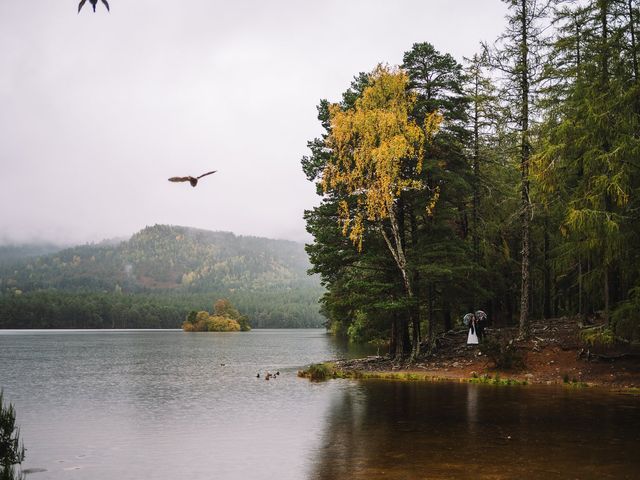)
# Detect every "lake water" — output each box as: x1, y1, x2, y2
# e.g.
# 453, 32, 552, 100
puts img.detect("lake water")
0, 329, 639, 479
